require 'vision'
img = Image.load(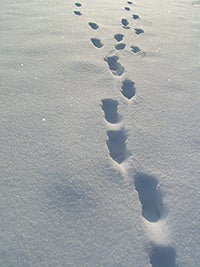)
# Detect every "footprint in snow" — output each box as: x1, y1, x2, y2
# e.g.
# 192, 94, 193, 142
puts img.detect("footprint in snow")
107, 129, 128, 164
75, 2, 82, 7
134, 173, 163, 222
121, 18, 130, 29
124, 7, 131, 11
150, 245, 177, 267
101, 99, 120, 124
127, 1, 133, 4
115, 43, 126, 50
133, 14, 140, 20
74, 11, 82, 16
90, 38, 103, 48
104, 55, 124, 76
131, 45, 141, 53
114, 34, 124, 42
134, 28, 144, 35
121, 79, 136, 100
88, 22, 99, 30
